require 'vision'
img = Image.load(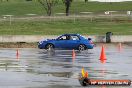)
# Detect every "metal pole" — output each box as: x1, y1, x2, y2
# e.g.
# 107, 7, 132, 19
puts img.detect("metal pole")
130, 12, 132, 20
91, 13, 93, 22
110, 12, 112, 21
74, 13, 76, 23
9, 16, 11, 25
